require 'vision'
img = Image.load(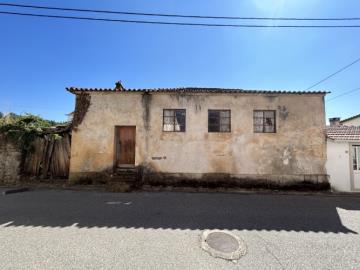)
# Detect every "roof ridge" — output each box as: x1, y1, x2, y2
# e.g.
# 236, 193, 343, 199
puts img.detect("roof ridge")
66, 86, 328, 95
340, 113, 360, 123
